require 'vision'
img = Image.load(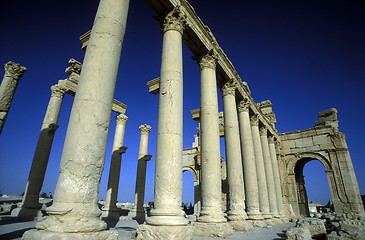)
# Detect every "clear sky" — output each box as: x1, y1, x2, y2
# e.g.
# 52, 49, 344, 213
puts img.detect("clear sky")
0, 0, 364, 206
